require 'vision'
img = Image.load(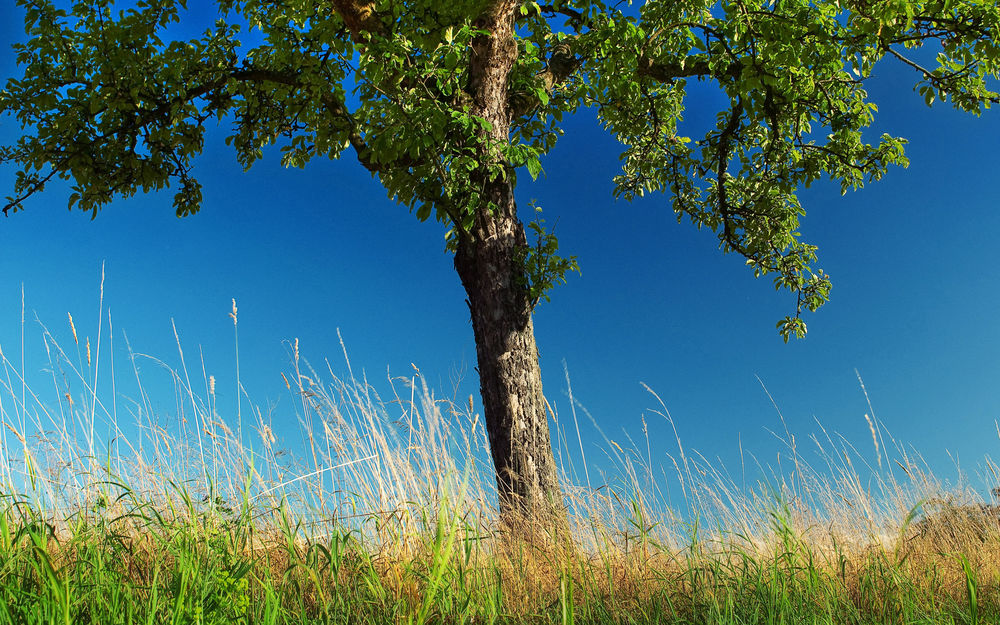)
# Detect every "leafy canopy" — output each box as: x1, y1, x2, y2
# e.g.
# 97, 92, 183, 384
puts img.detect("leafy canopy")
2, 0, 998, 338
